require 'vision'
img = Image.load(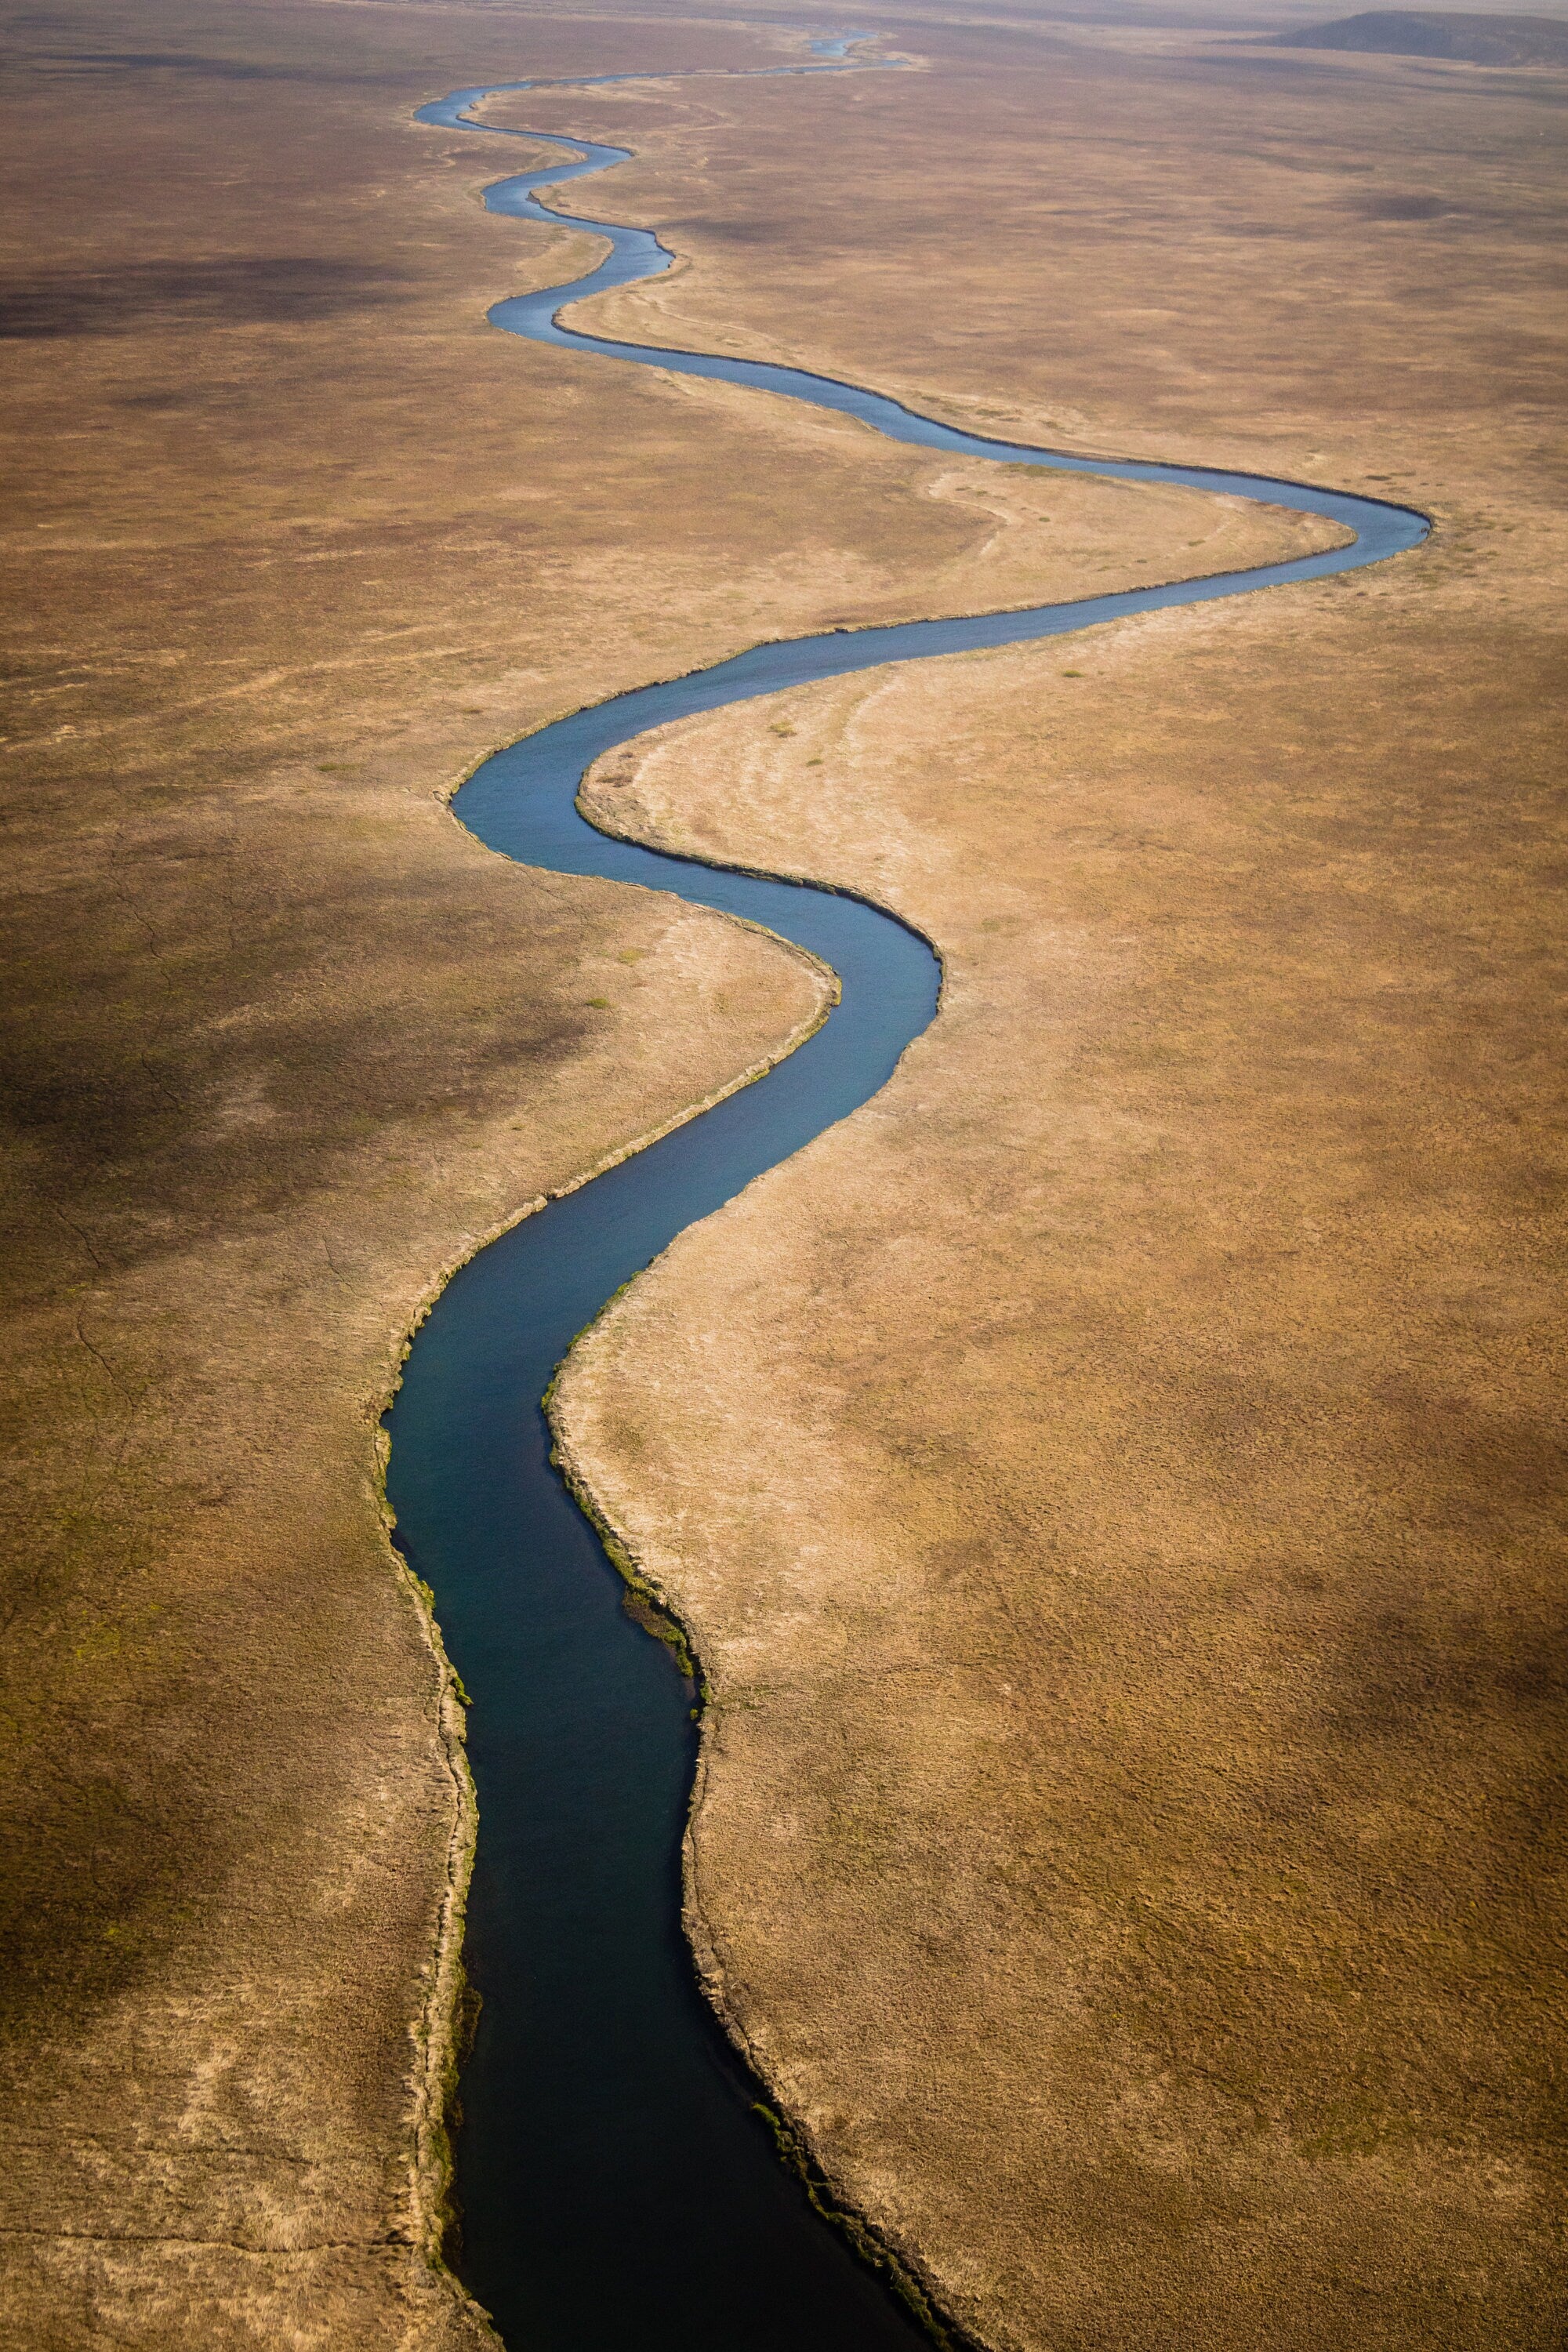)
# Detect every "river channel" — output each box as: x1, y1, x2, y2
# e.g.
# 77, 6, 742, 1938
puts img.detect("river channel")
385, 55, 1427, 2352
